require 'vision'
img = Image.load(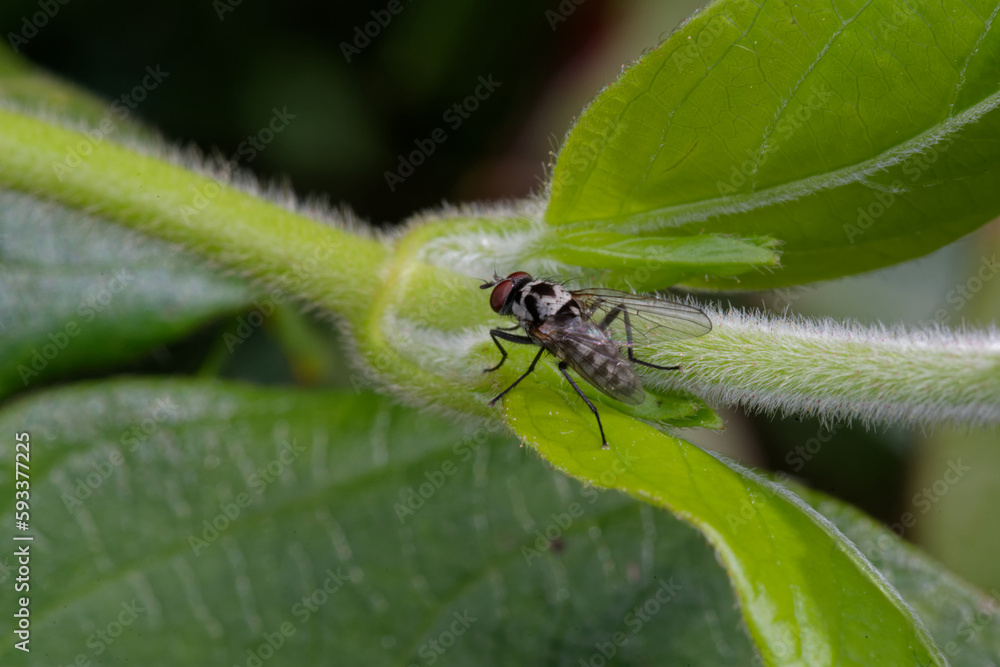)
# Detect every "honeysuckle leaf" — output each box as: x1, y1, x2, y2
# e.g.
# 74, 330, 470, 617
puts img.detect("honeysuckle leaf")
4, 380, 996, 665
547, 0, 1000, 289
0, 189, 253, 397
503, 382, 947, 665
0, 380, 760, 665
798, 486, 1000, 665
541, 232, 780, 291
